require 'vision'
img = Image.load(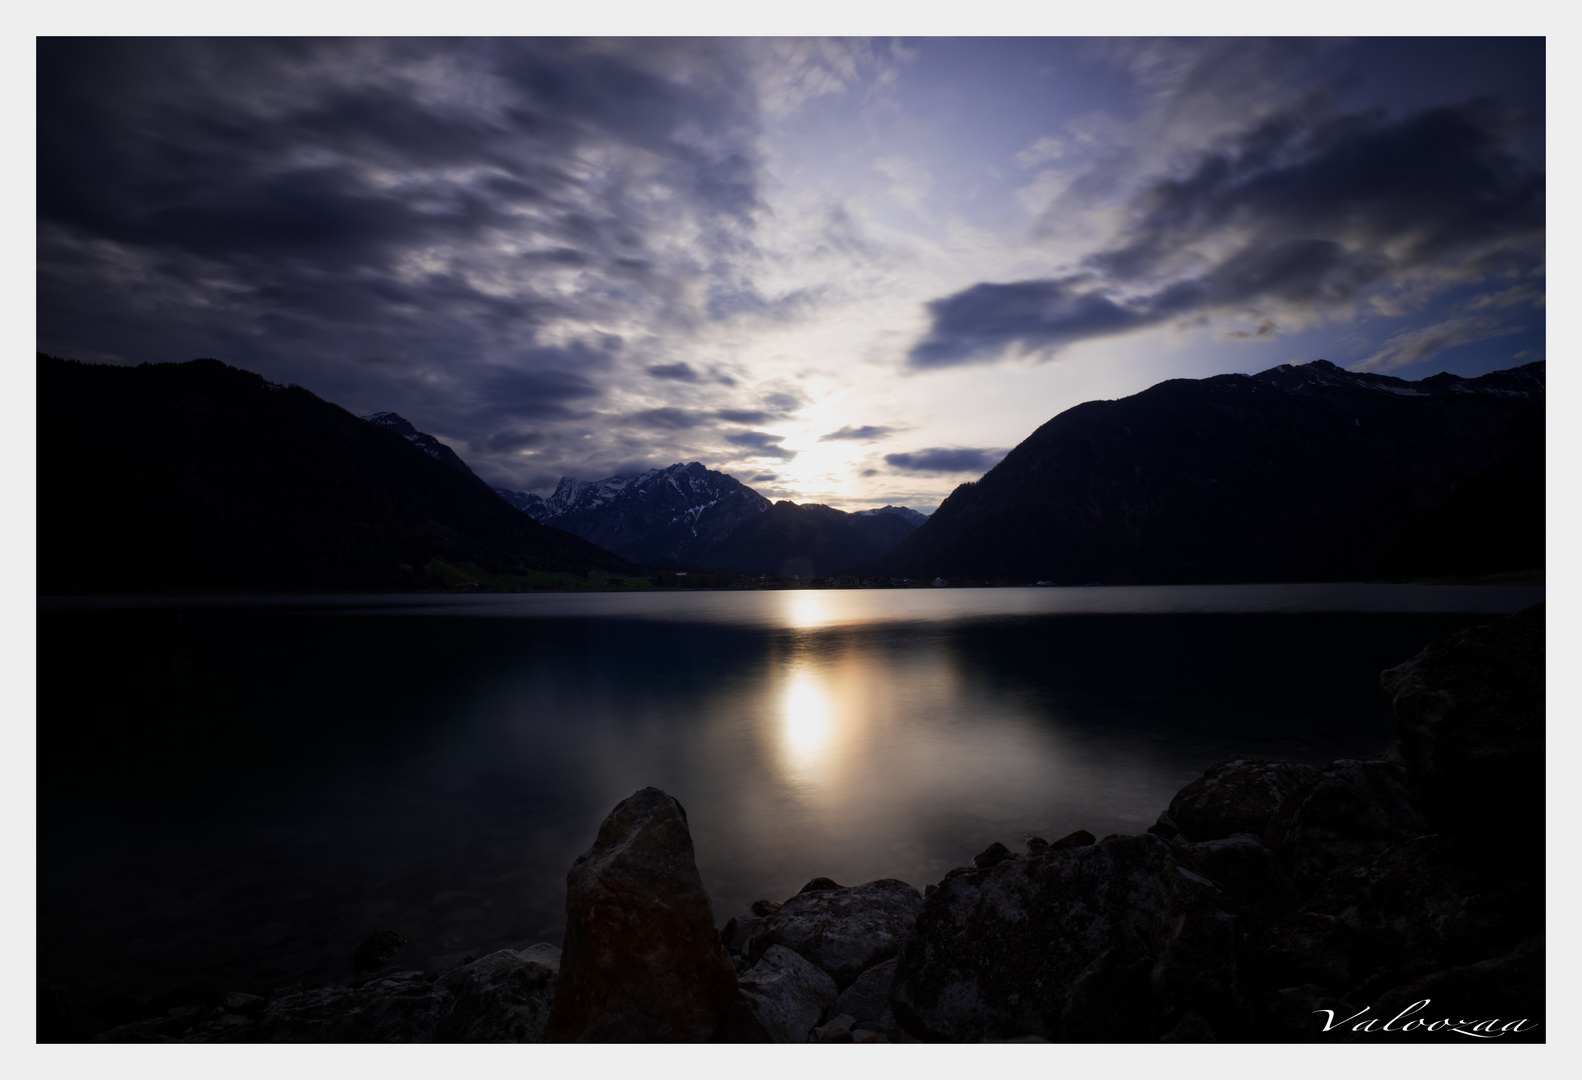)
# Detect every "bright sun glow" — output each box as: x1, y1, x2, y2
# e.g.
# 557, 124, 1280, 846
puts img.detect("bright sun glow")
782, 589, 837, 629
